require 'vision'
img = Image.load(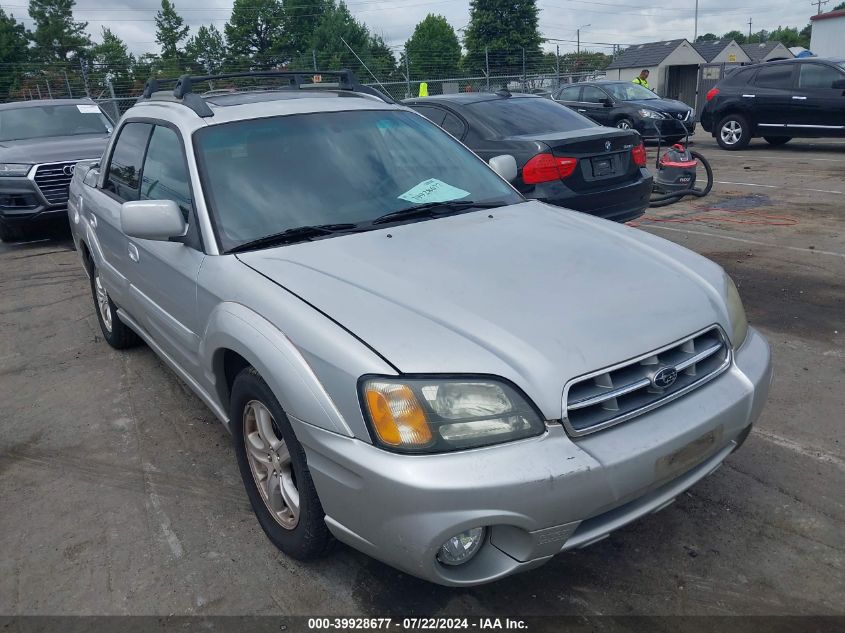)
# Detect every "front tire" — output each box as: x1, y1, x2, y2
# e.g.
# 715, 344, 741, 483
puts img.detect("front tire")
716, 113, 751, 150
90, 264, 140, 349
0, 221, 23, 242
615, 117, 635, 131
764, 136, 791, 146
231, 367, 333, 560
